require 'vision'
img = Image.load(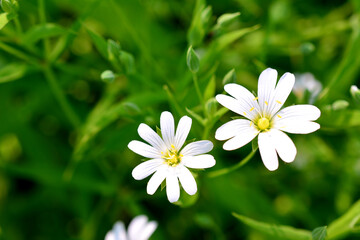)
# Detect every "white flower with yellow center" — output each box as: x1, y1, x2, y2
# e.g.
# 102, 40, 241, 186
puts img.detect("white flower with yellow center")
105, 215, 157, 240
215, 68, 321, 171
128, 111, 216, 203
